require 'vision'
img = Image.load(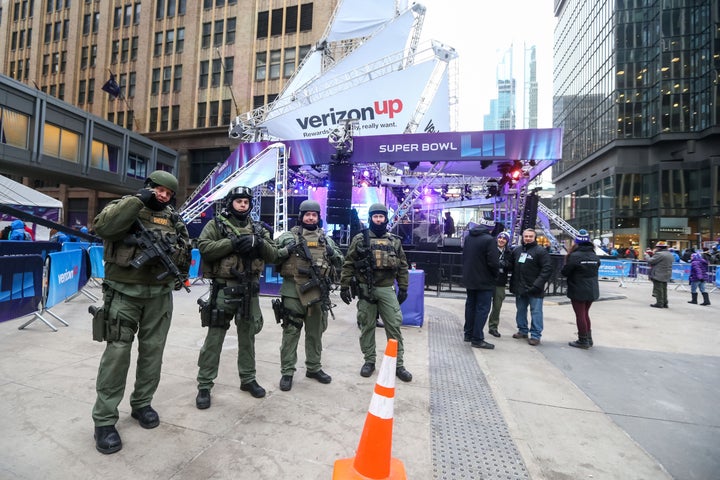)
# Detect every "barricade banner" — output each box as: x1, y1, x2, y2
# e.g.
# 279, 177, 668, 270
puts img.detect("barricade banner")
88, 245, 105, 279
62, 242, 92, 251
671, 263, 691, 282
0, 255, 44, 323
188, 248, 201, 280
45, 250, 83, 309
399, 269, 424, 326
0, 240, 61, 260
598, 260, 631, 278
